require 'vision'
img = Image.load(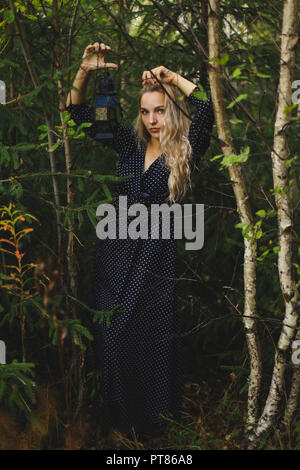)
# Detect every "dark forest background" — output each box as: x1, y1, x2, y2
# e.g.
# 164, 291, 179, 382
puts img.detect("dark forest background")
0, 0, 299, 450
